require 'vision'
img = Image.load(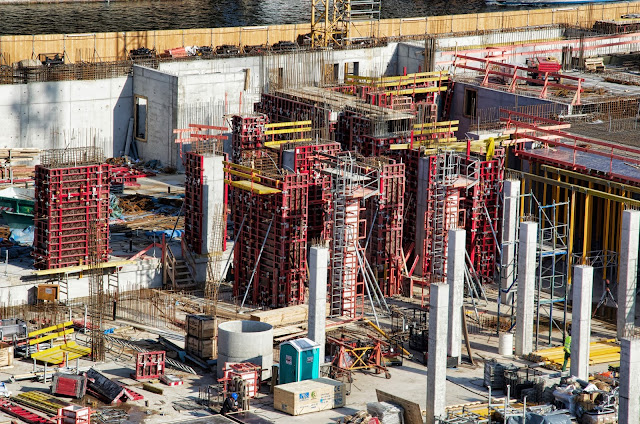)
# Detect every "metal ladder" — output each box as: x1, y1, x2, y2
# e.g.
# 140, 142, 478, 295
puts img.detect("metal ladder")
330, 153, 354, 317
